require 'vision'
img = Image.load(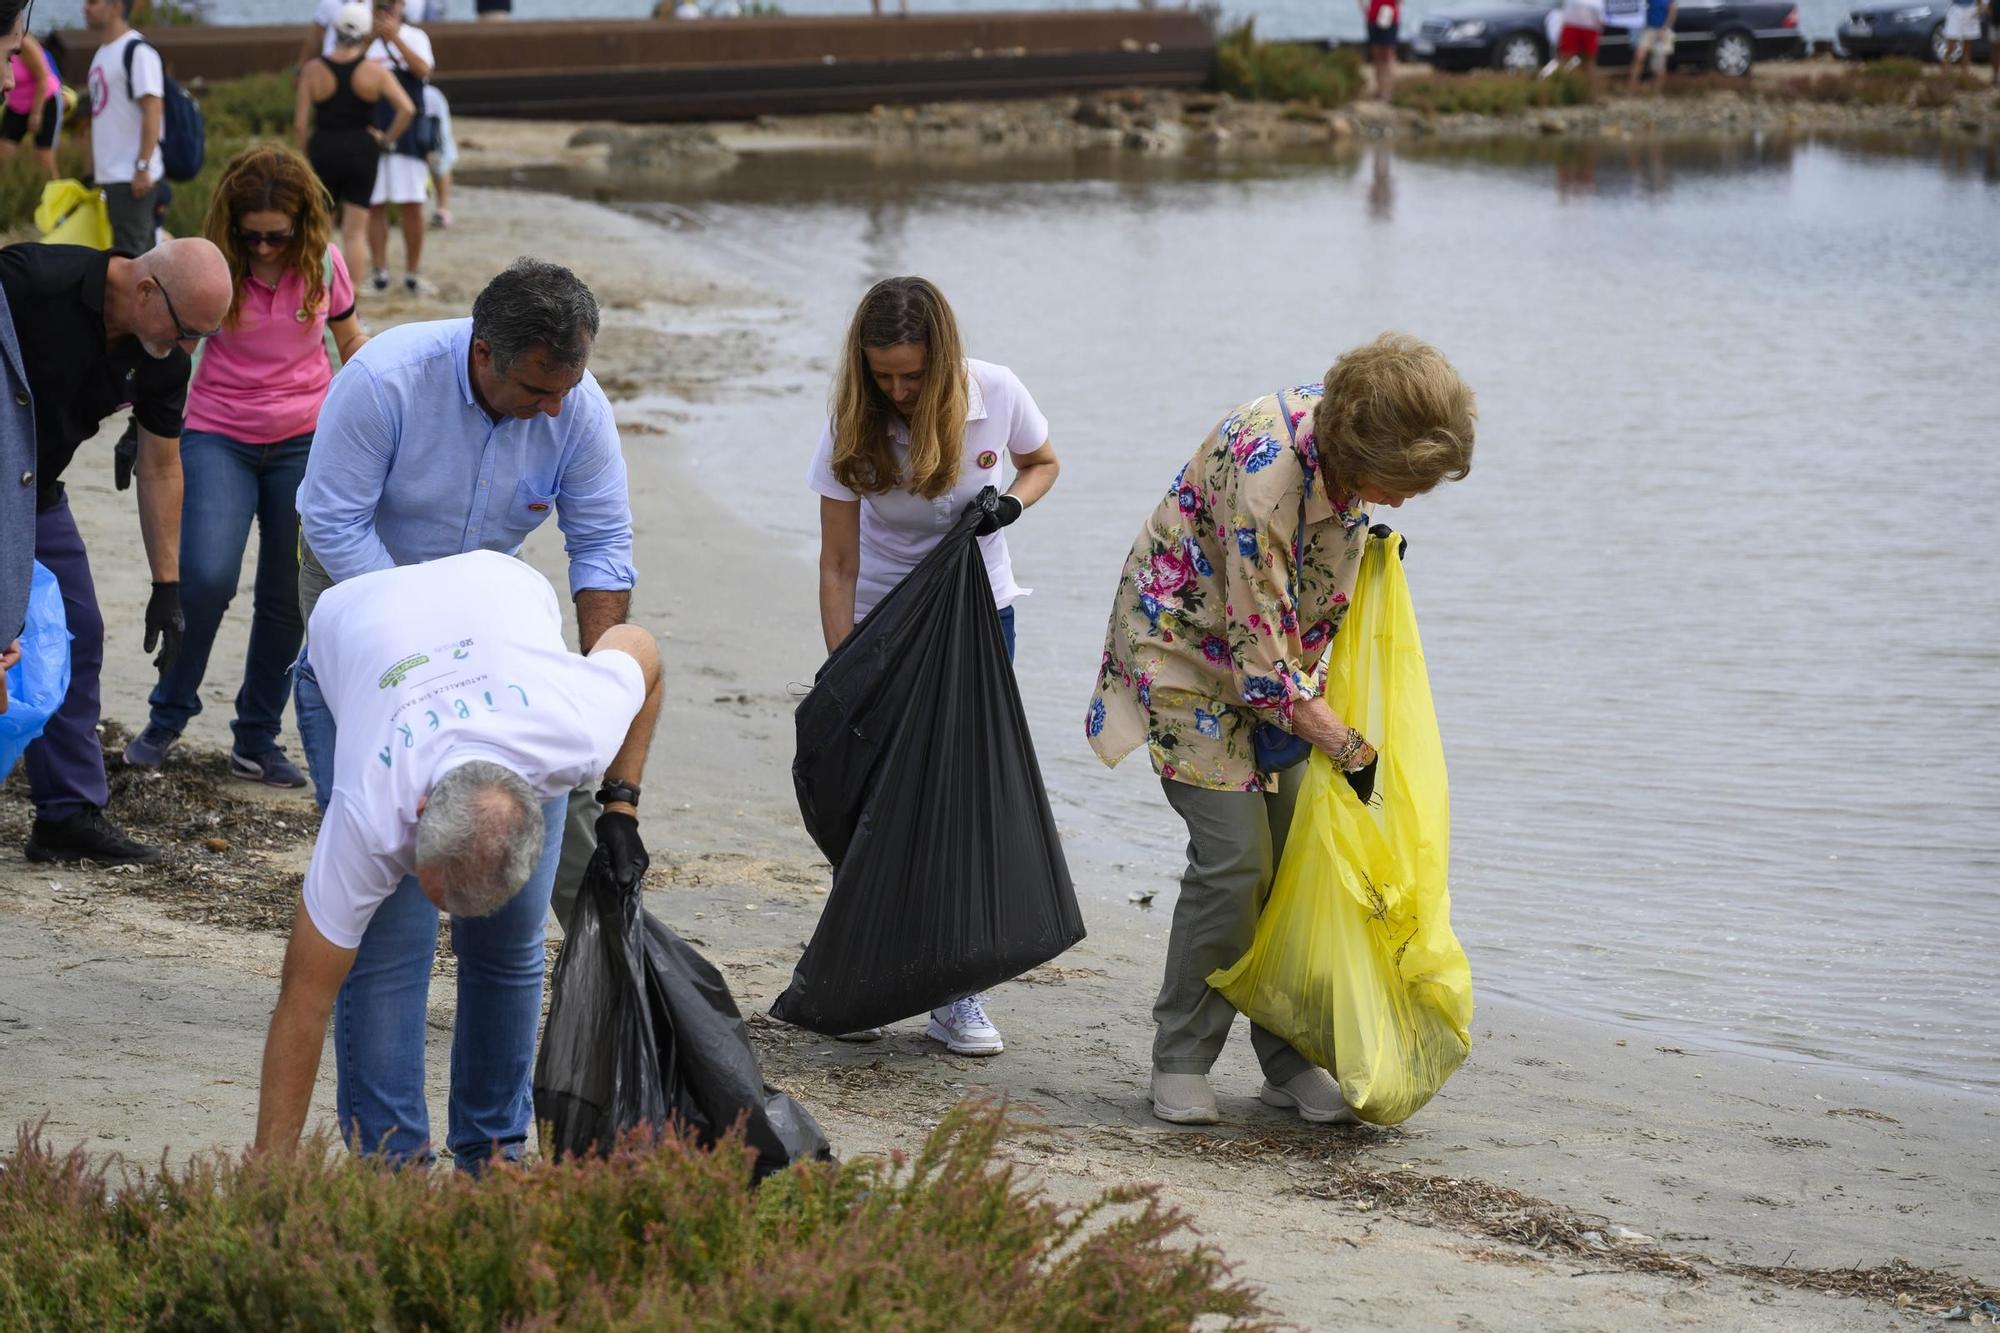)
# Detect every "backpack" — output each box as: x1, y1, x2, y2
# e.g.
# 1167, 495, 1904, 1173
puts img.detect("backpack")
122, 38, 204, 182
373, 48, 441, 159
